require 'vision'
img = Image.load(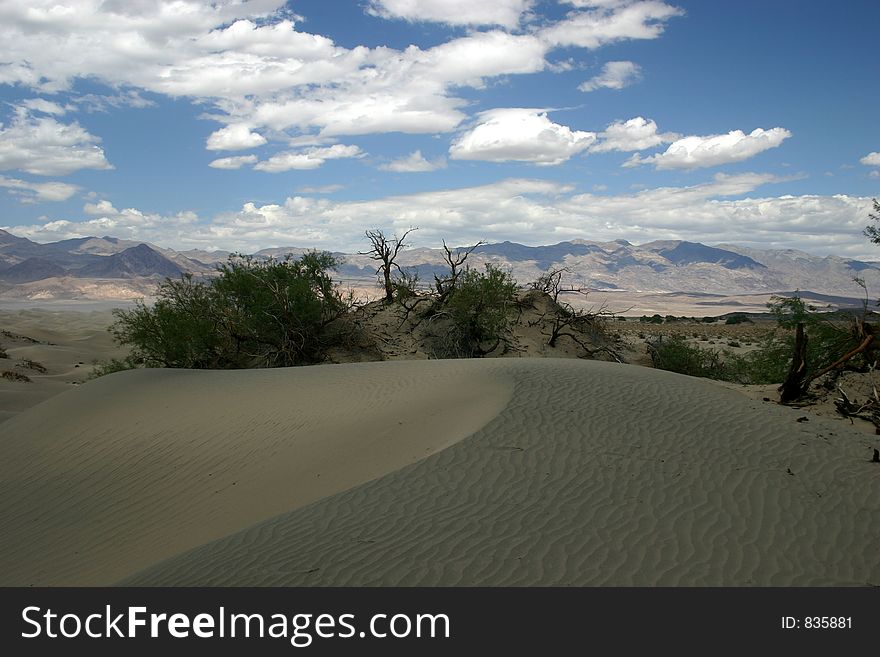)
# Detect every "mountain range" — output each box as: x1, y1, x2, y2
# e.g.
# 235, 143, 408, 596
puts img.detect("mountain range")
1, 228, 878, 301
